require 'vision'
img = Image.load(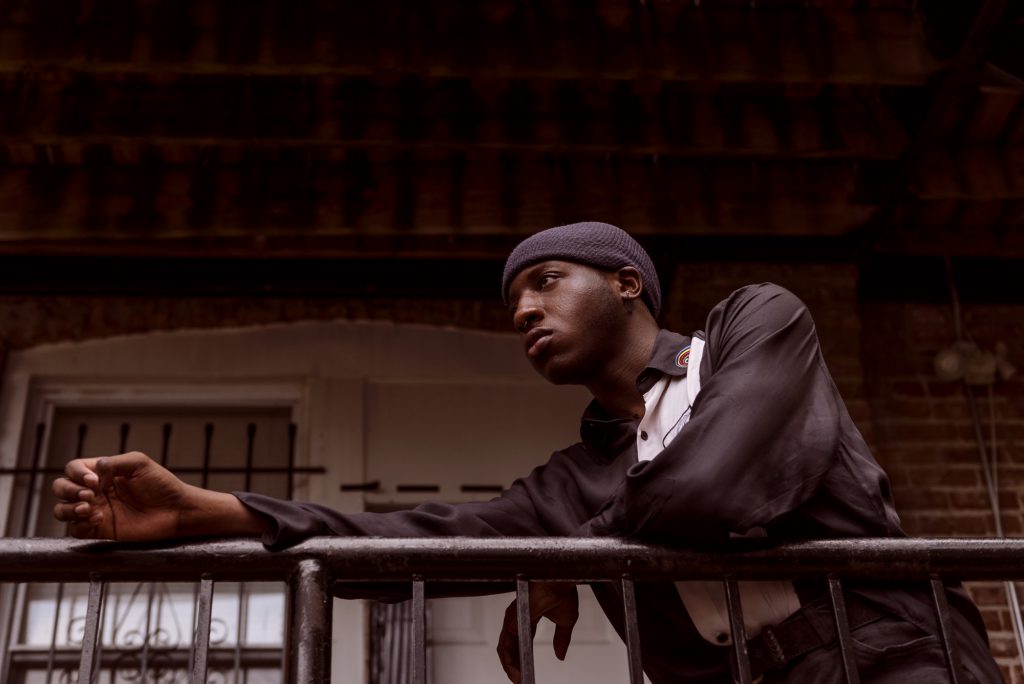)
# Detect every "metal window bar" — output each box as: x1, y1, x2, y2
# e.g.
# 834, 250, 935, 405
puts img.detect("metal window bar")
0, 537, 1020, 684
1, 415, 316, 684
